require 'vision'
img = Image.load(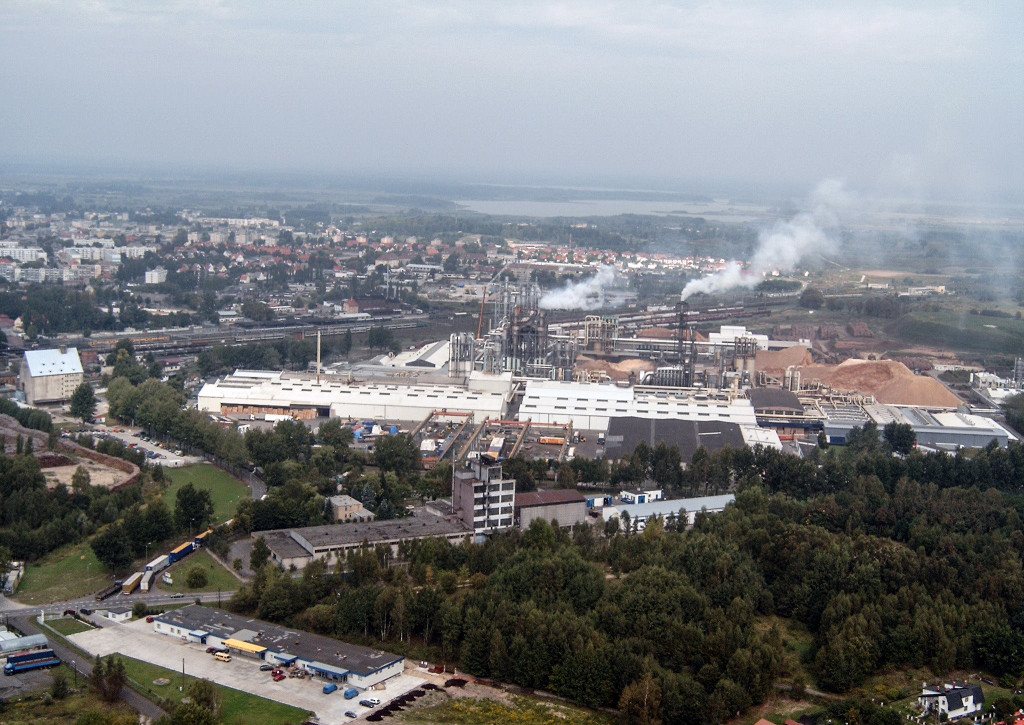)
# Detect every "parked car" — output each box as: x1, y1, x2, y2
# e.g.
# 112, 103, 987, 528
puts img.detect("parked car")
260, 664, 274, 671
359, 700, 375, 708
79, 608, 93, 615
366, 697, 381, 705
271, 669, 283, 676
146, 616, 154, 623
345, 712, 358, 719
63, 609, 76, 616
273, 673, 286, 682
206, 647, 224, 654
